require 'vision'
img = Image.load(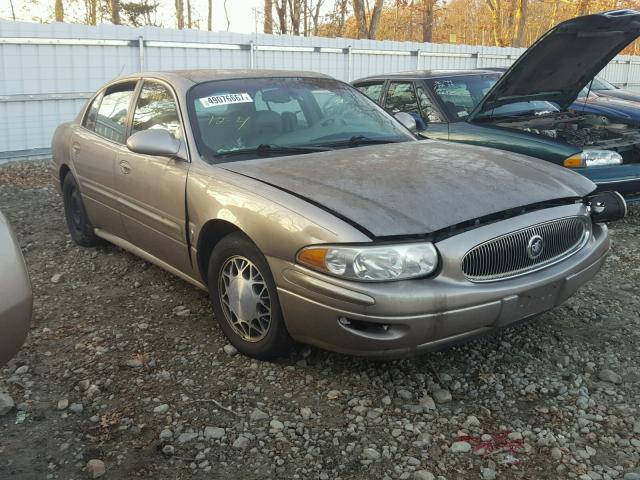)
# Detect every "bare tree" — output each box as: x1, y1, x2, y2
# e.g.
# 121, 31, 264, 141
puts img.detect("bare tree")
208, 0, 213, 30
264, 0, 274, 33
186, 0, 192, 28
110, 0, 121, 24
55, 0, 64, 21
310, 0, 324, 36
86, 0, 97, 25
175, 0, 184, 29
224, 0, 230, 31
288, 0, 302, 35
511, 0, 528, 47
274, 0, 288, 33
351, 0, 384, 39
8, 0, 16, 20
422, 0, 437, 43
